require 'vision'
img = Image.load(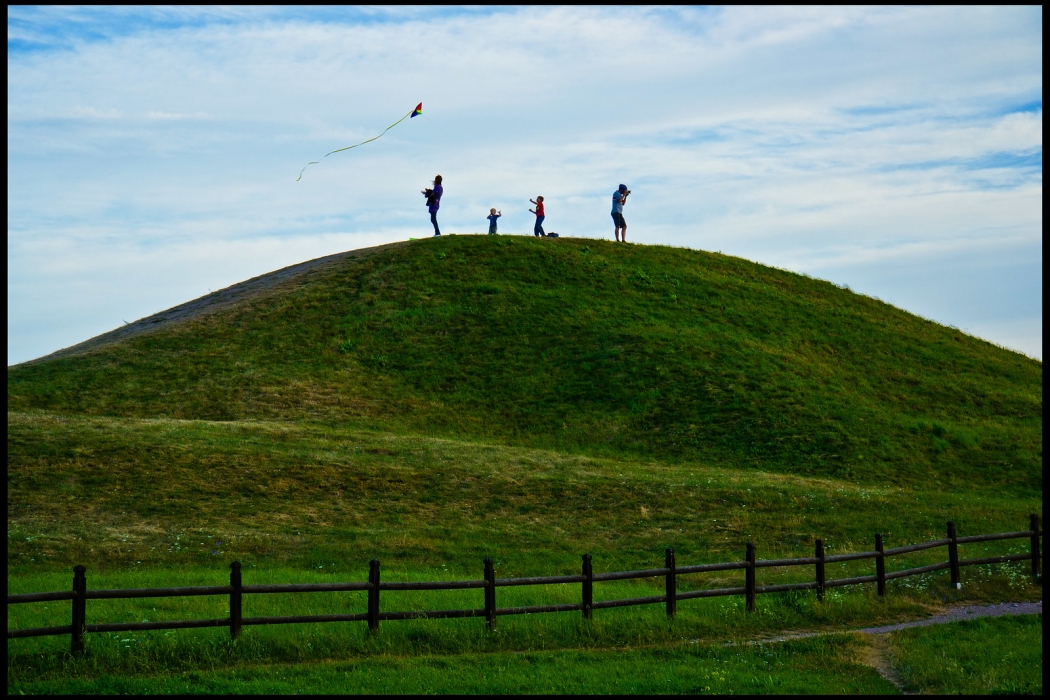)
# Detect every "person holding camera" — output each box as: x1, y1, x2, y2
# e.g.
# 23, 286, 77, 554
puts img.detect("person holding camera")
611, 184, 630, 242
422, 174, 443, 236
